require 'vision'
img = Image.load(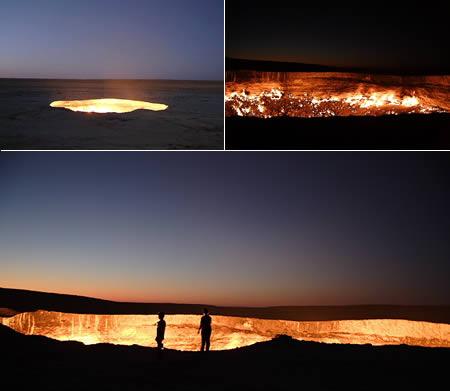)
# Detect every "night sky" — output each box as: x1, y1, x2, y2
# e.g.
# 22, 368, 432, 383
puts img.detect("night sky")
226, 1, 450, 72
0, 0, 223, 80
1, 153, 449, 306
